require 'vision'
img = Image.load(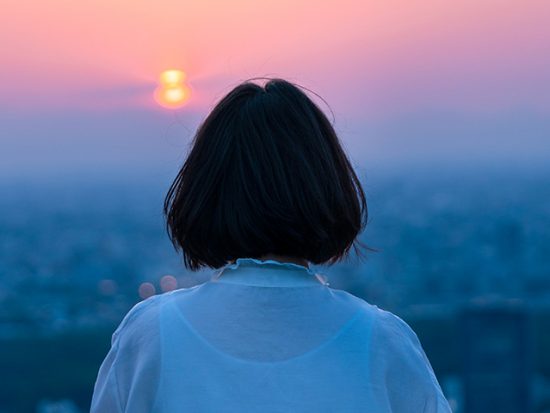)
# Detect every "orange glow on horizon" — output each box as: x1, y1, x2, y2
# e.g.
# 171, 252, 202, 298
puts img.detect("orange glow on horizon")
154, 69, 191, 109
